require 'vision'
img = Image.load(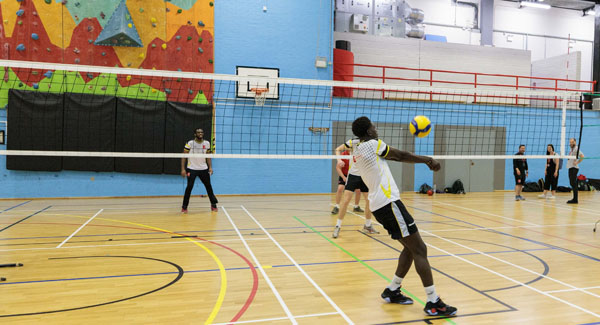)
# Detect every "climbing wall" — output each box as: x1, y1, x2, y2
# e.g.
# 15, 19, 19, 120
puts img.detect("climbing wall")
0, 0, 214, 104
